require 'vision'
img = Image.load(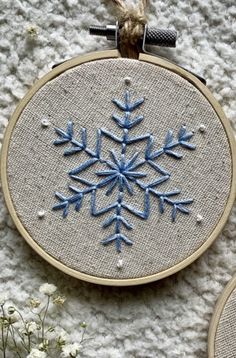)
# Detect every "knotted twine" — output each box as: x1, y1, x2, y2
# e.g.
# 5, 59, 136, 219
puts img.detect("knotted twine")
111, 0, 148, 58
